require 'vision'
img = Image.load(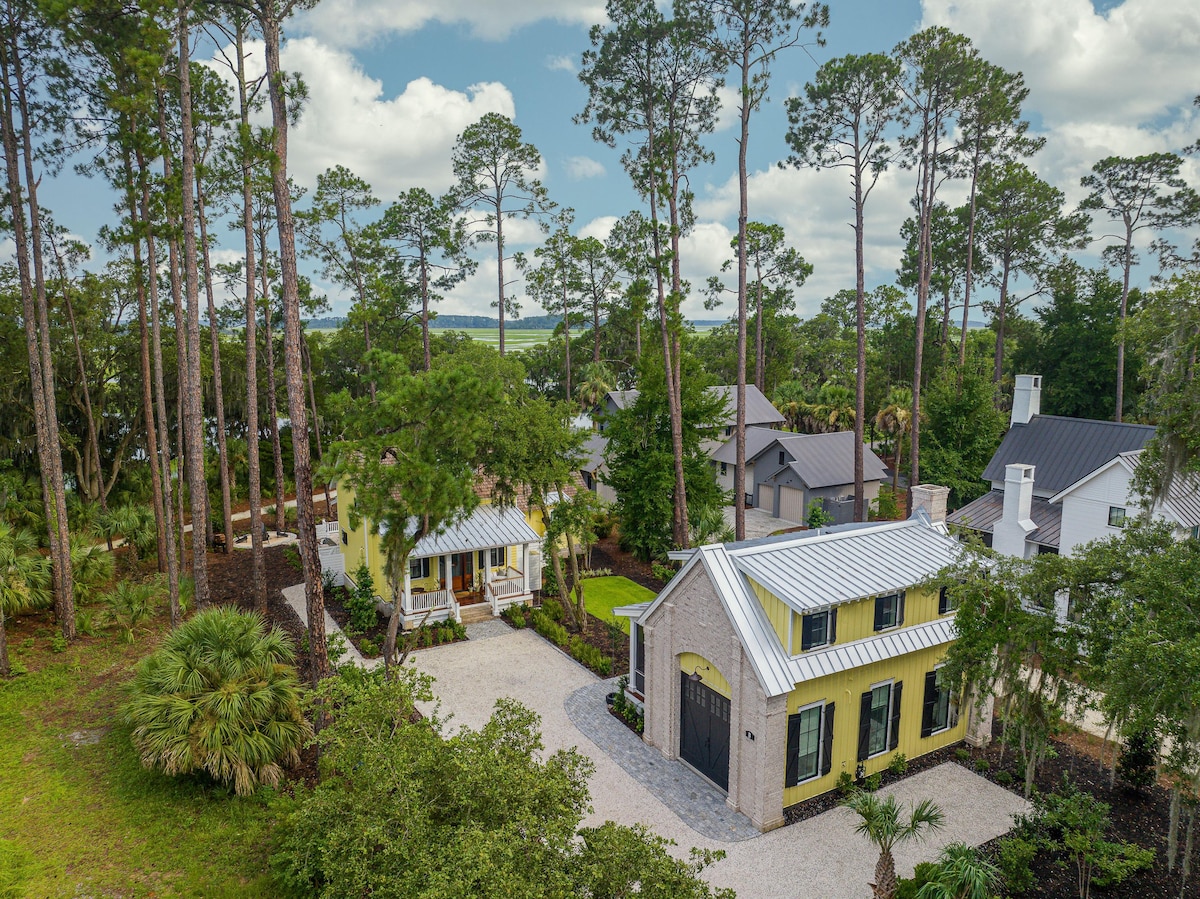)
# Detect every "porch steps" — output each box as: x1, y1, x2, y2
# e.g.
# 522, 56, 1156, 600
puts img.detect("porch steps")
458, 602, 495, 625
